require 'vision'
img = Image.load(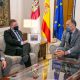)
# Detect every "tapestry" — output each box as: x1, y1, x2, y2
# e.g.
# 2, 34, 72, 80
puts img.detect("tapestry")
0, 0, 10, 27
